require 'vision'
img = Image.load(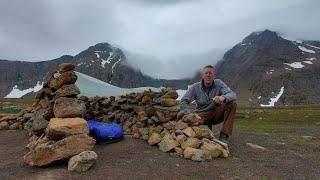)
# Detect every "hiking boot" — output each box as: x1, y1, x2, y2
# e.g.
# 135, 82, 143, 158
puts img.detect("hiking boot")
219, 133, 229, 145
